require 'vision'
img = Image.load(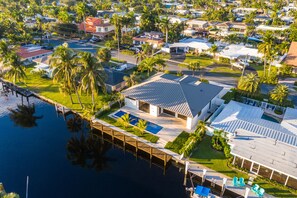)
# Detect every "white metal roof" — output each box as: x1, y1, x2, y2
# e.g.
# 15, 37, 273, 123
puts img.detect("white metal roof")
211, 101, 297, 146
169, 41, 212, 51
256, 25, 290, 31
230, 129, 297, 179
219, 44, 263, 59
